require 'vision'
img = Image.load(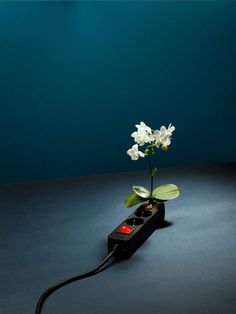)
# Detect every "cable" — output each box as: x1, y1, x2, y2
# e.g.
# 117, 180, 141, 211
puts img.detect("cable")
35, 245, 119, 314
